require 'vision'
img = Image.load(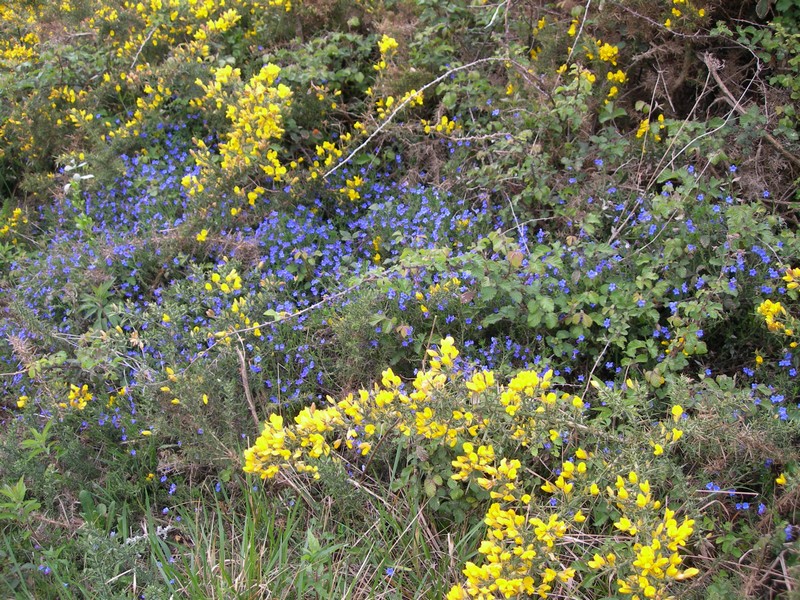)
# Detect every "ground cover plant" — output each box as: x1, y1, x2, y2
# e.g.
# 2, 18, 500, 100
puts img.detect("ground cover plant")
1, 0, 800, 597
